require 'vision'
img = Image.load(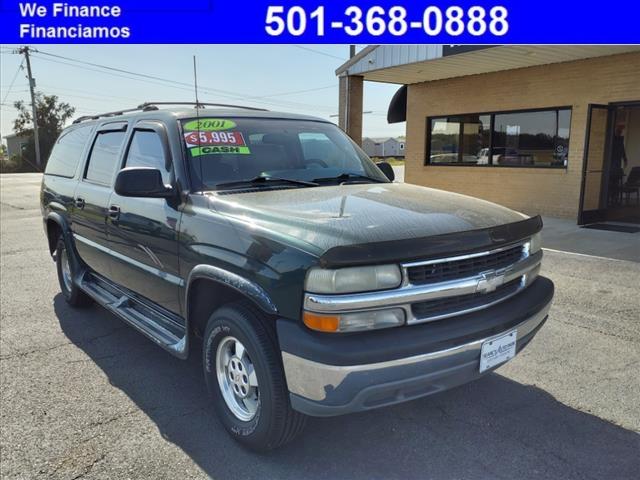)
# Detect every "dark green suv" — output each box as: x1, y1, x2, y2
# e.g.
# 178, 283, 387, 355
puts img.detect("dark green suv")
41, 104, 553, 451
